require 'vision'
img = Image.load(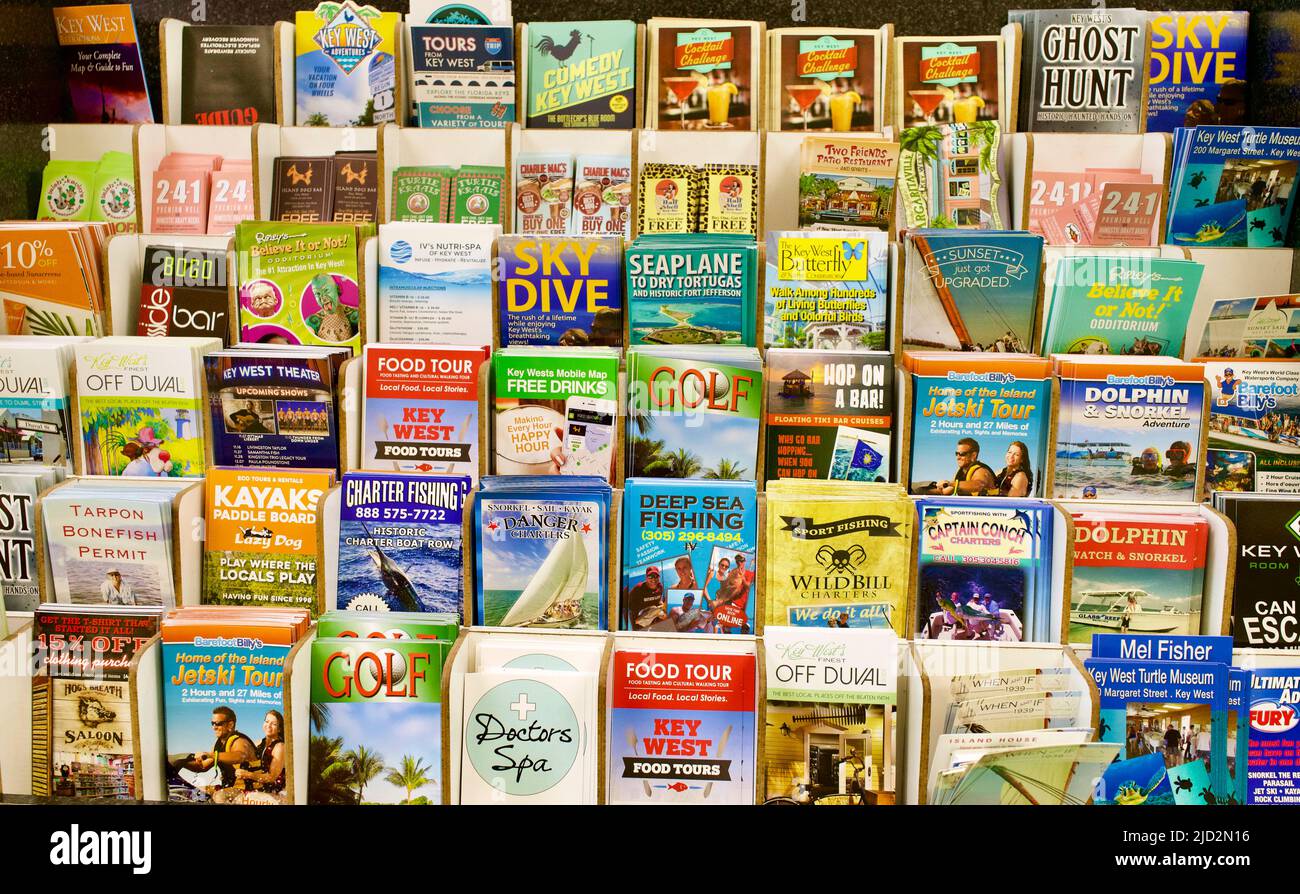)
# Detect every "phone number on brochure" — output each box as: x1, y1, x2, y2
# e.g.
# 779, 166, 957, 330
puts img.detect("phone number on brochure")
640, 531, 747, 543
